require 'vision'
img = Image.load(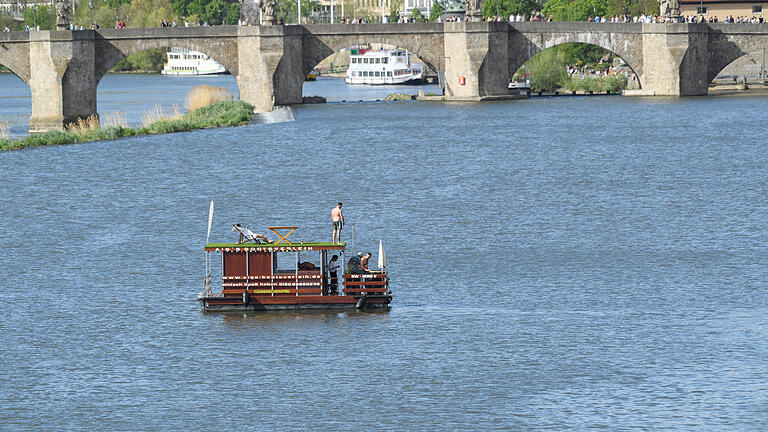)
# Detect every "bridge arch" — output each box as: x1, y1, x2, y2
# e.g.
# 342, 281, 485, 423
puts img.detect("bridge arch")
508, 23, 645, 88
301, 23, 445, 77
706, 27, 768, 86
93, 28, 240, 83
0, 37, 32, 85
